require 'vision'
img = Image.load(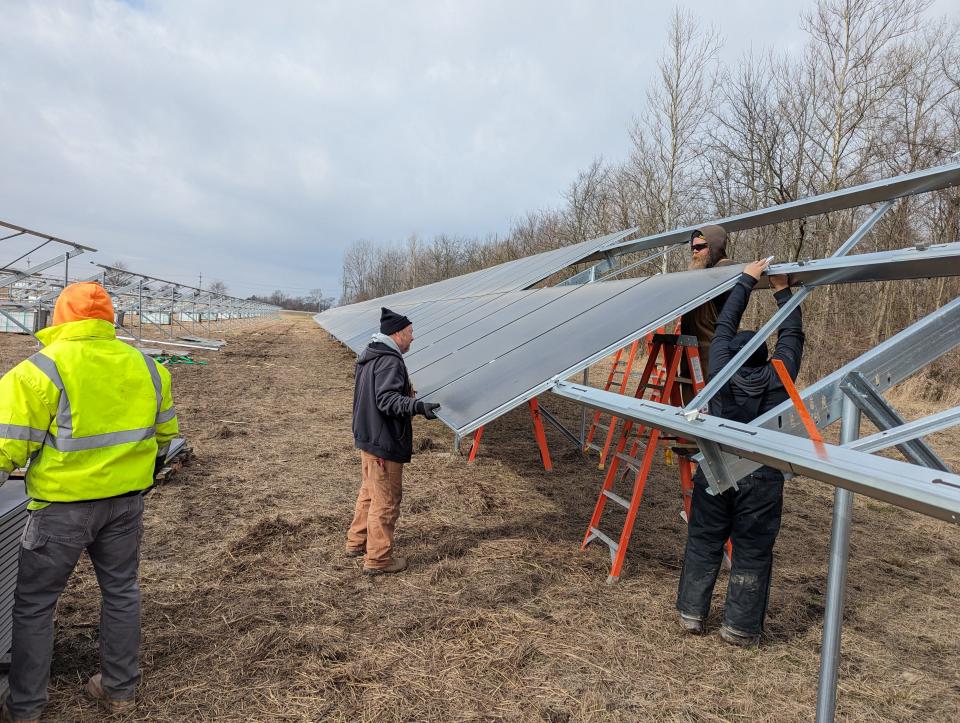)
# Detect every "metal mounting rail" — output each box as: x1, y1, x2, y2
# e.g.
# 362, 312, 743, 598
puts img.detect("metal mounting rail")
550, 381, 960, 524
